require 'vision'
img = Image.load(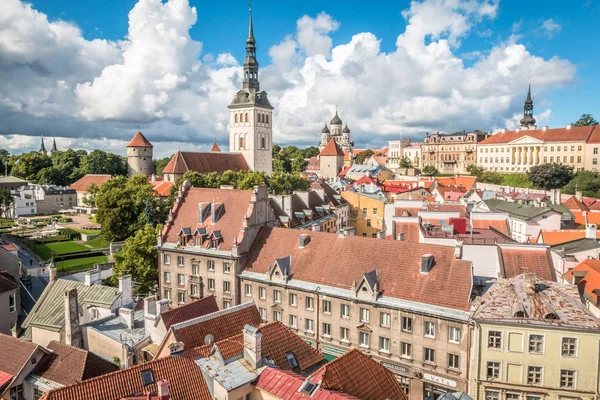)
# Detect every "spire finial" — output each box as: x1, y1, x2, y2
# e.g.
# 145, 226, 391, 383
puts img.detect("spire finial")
247, 1, 254, 41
